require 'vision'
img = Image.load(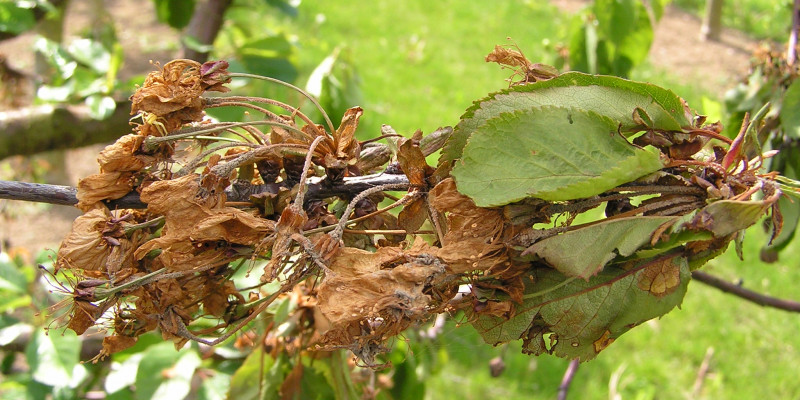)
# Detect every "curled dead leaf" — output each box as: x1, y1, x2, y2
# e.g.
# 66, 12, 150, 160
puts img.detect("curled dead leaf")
97, 134, 154, 173
57, 207, 114, 277
75, 172, 134, 212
